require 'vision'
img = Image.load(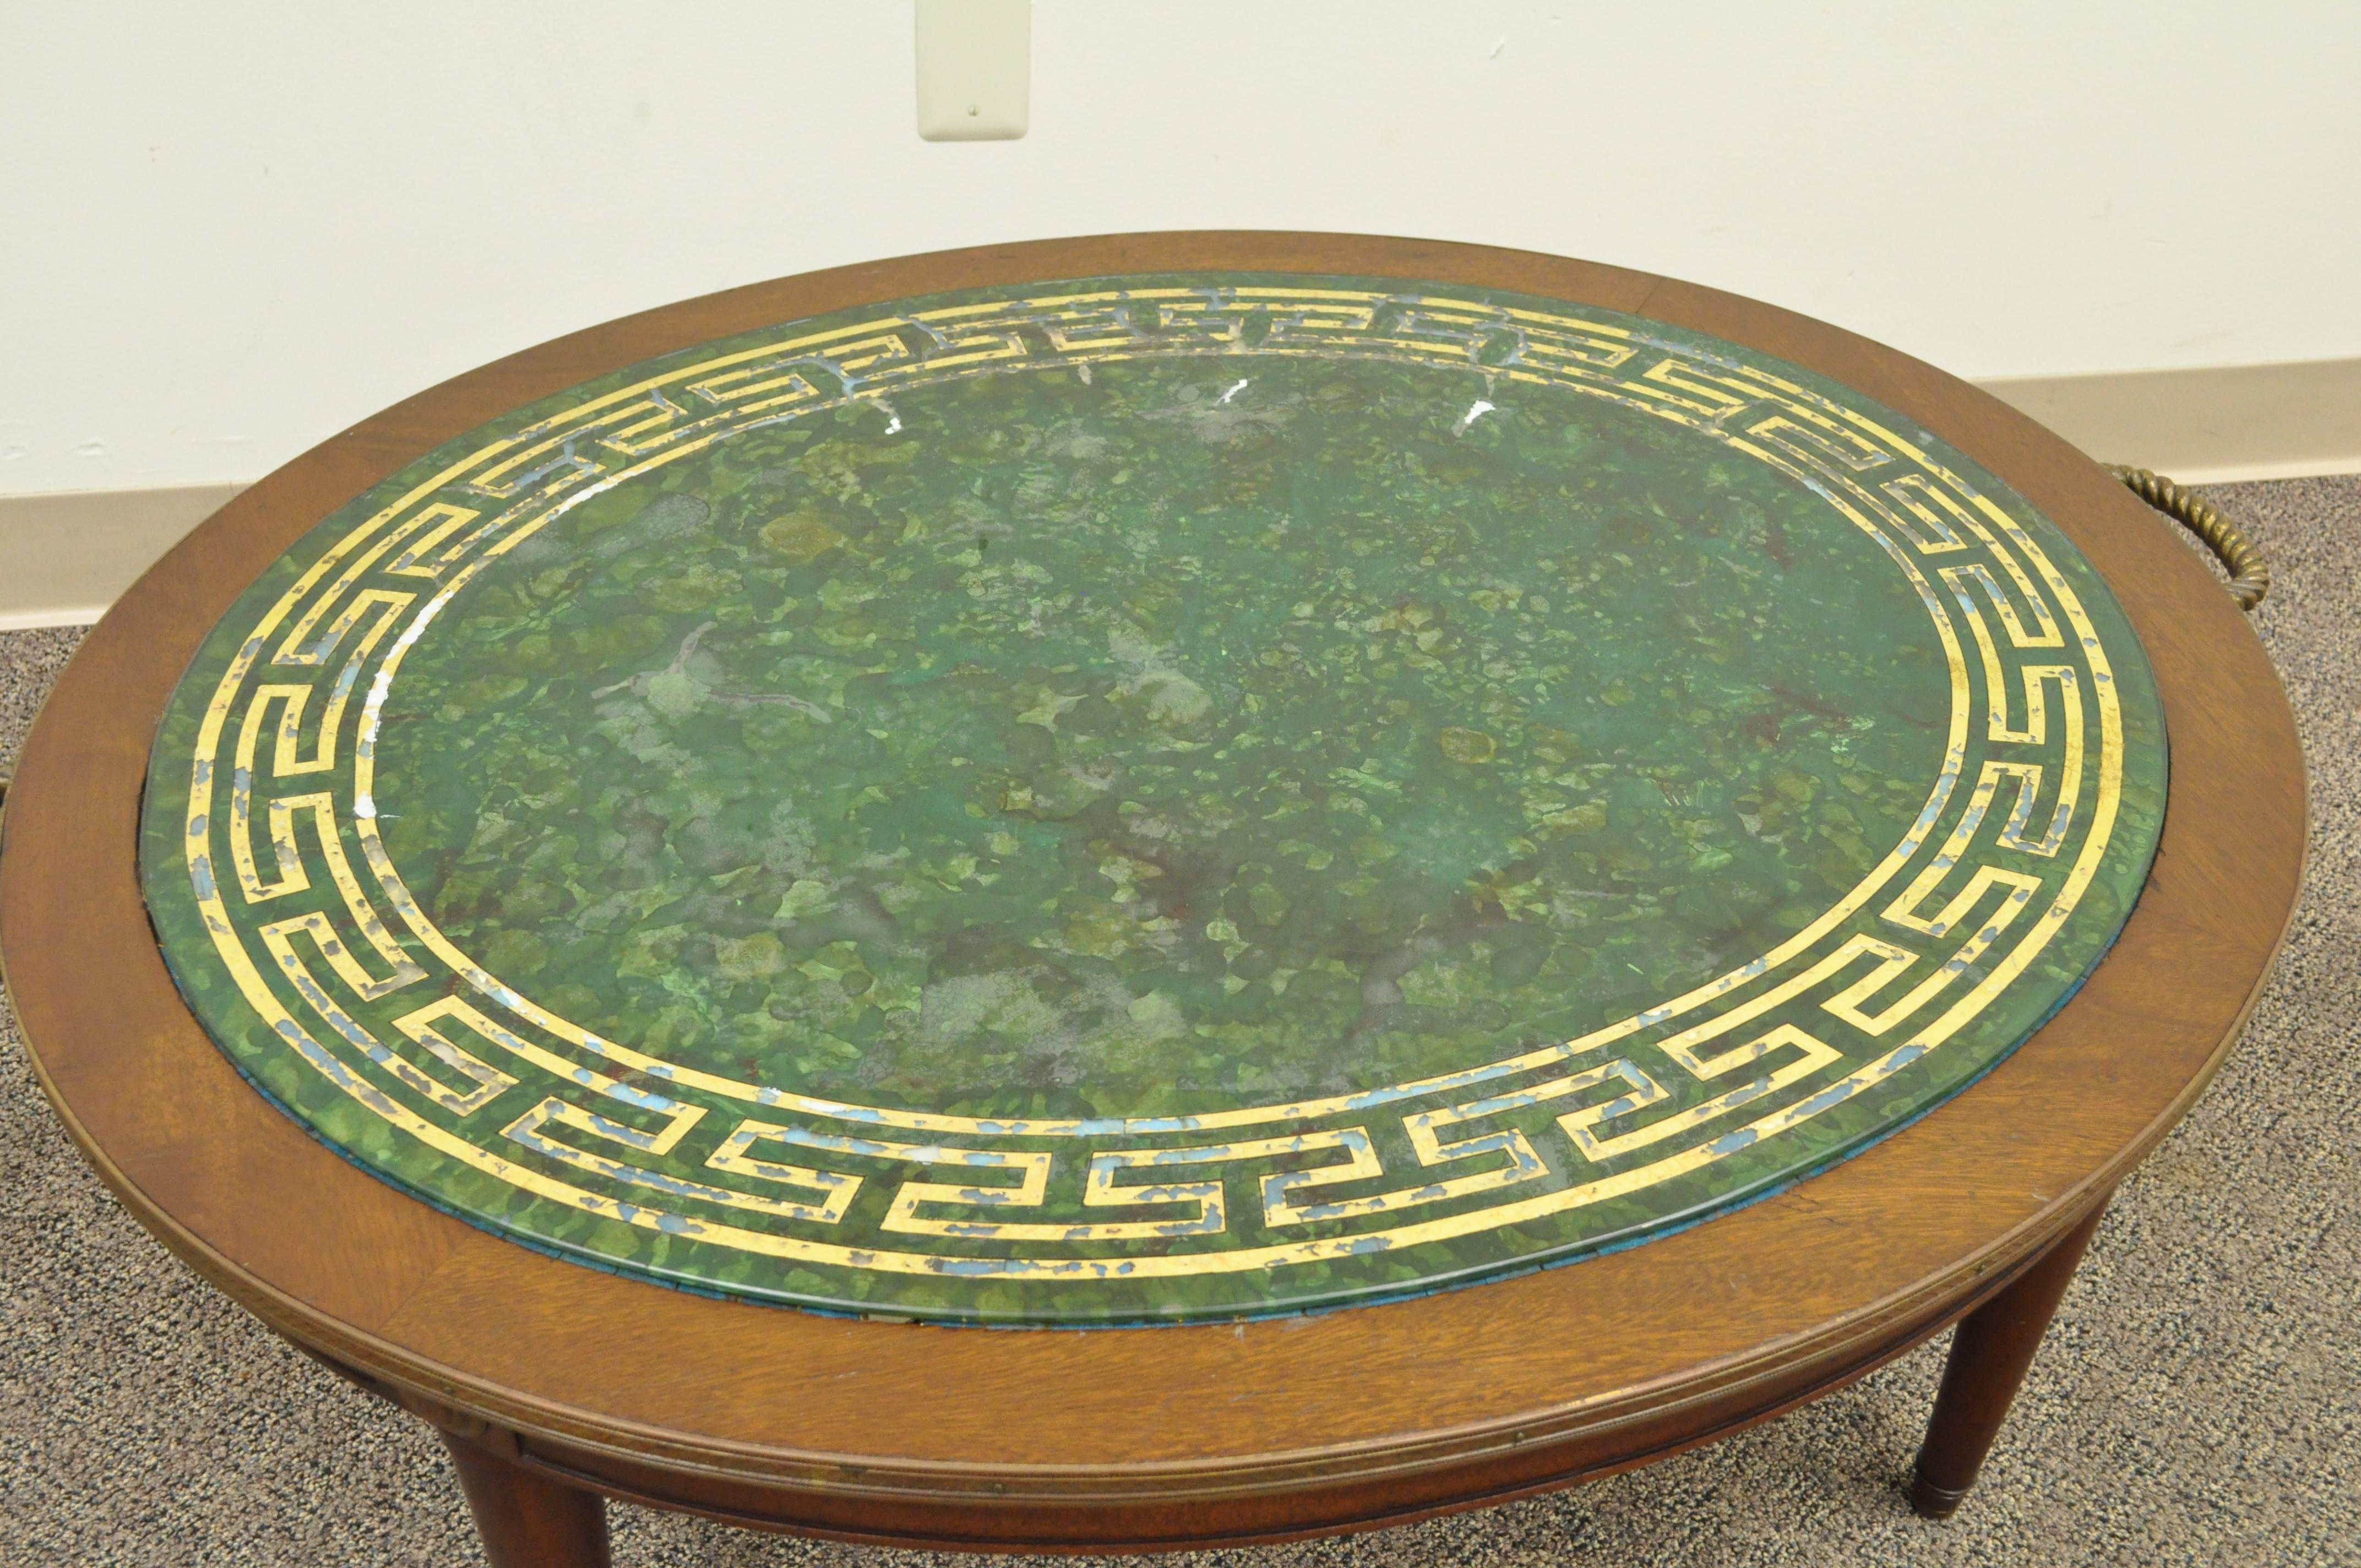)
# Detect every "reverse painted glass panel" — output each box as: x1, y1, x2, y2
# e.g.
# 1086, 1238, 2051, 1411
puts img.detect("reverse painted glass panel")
140, 276, 2167, 1322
